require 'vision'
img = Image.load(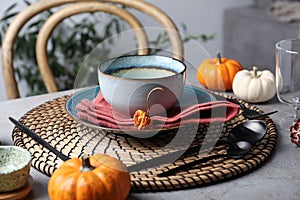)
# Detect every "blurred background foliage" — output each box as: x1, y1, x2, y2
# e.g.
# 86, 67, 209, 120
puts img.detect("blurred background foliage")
0, 0, 215, 96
